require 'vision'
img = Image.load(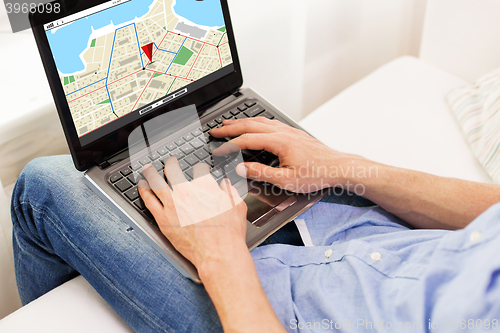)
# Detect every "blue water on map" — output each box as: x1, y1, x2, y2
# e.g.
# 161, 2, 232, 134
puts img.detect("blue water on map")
173, 0, 225, 27
46, 0, 154, 74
